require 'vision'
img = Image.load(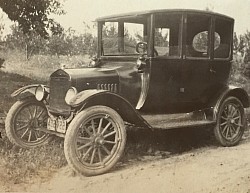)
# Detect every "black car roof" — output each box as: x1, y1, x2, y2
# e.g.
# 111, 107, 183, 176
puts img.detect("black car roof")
96, 9, 234, 22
